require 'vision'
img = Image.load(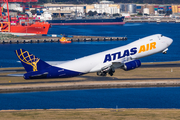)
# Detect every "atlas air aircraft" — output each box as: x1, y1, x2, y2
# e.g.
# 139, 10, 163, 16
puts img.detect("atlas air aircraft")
15, 34, 173, 79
